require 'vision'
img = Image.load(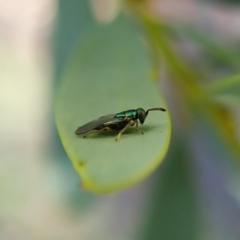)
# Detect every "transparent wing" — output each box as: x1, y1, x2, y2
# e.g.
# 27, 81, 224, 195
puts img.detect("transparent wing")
75, 114, 116, 134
